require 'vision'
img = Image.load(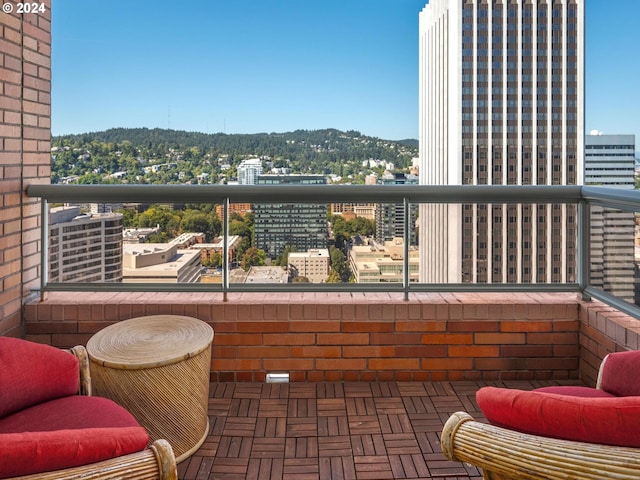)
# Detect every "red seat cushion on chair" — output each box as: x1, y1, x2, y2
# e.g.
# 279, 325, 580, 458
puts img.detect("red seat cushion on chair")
0, 395, 149, 478
0, 337, 79, 418
0, 427, 149, 479
477, 386, 640, 447
533, 385, 617, 398
0, 396, 145, 433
